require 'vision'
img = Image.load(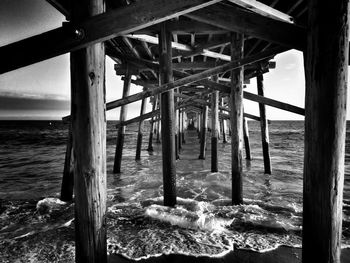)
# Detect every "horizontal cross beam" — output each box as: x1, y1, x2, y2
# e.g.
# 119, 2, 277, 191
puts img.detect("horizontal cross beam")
0, 0, 223, 74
